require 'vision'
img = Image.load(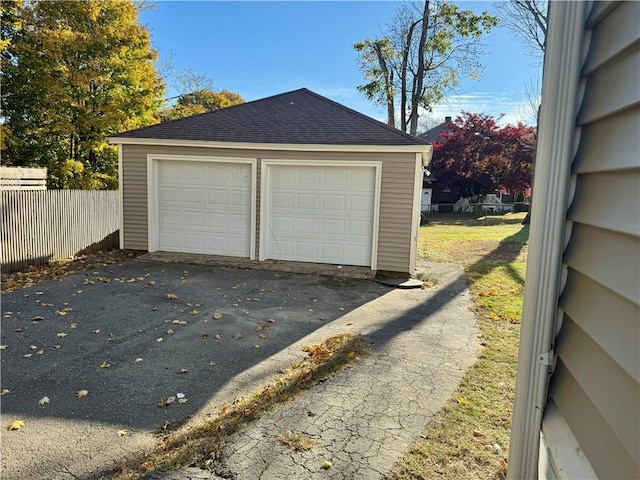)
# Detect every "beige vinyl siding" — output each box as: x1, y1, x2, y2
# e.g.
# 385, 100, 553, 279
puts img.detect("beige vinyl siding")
120, 144, 417, 273
542, 1, 640, 478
